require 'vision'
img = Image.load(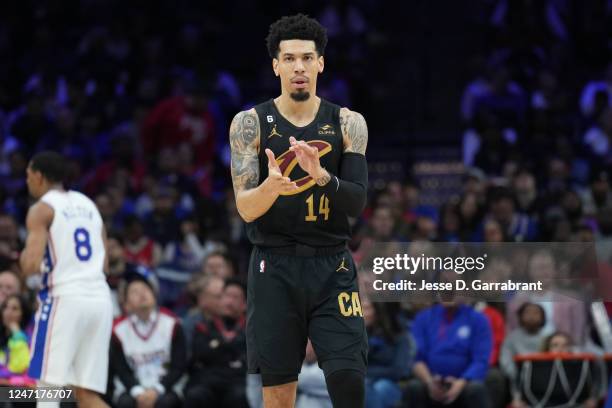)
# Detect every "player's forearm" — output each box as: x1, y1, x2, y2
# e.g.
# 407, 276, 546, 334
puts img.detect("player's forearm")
235, 178, 280, 222
19, 251, 41, 277
318, 152, 368, 217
